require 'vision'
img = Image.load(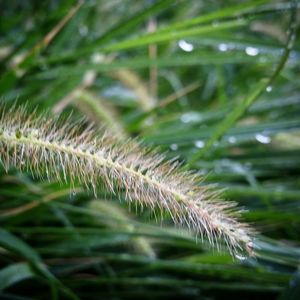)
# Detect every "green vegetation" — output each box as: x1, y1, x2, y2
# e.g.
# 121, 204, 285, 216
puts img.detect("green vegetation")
0, 1, 299, 299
